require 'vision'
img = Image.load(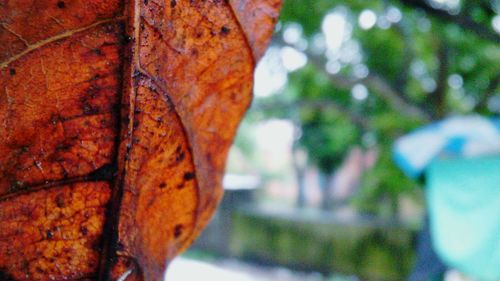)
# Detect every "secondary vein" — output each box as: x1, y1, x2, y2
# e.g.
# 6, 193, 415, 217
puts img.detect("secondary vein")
0, 16, 125, 70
